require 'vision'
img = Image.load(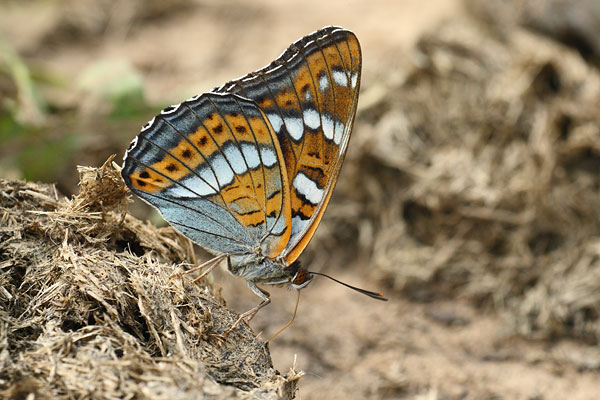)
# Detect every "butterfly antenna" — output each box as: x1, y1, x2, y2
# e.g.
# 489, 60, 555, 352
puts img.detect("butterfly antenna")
310, 272, 388, 301
268, 290, 301, 342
